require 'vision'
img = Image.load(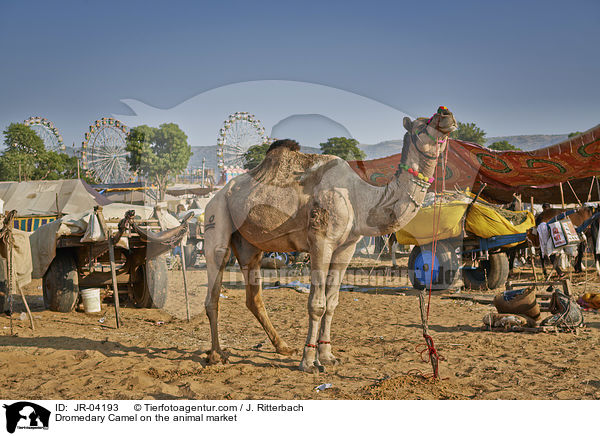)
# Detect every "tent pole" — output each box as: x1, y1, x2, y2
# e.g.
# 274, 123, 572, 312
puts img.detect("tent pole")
586, 176, 595, 203
530, 196, 534, 213
179, 242, 191, 322
566, 180, 582, 206
559, 182, 565, 208
107, 232, 121, 329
